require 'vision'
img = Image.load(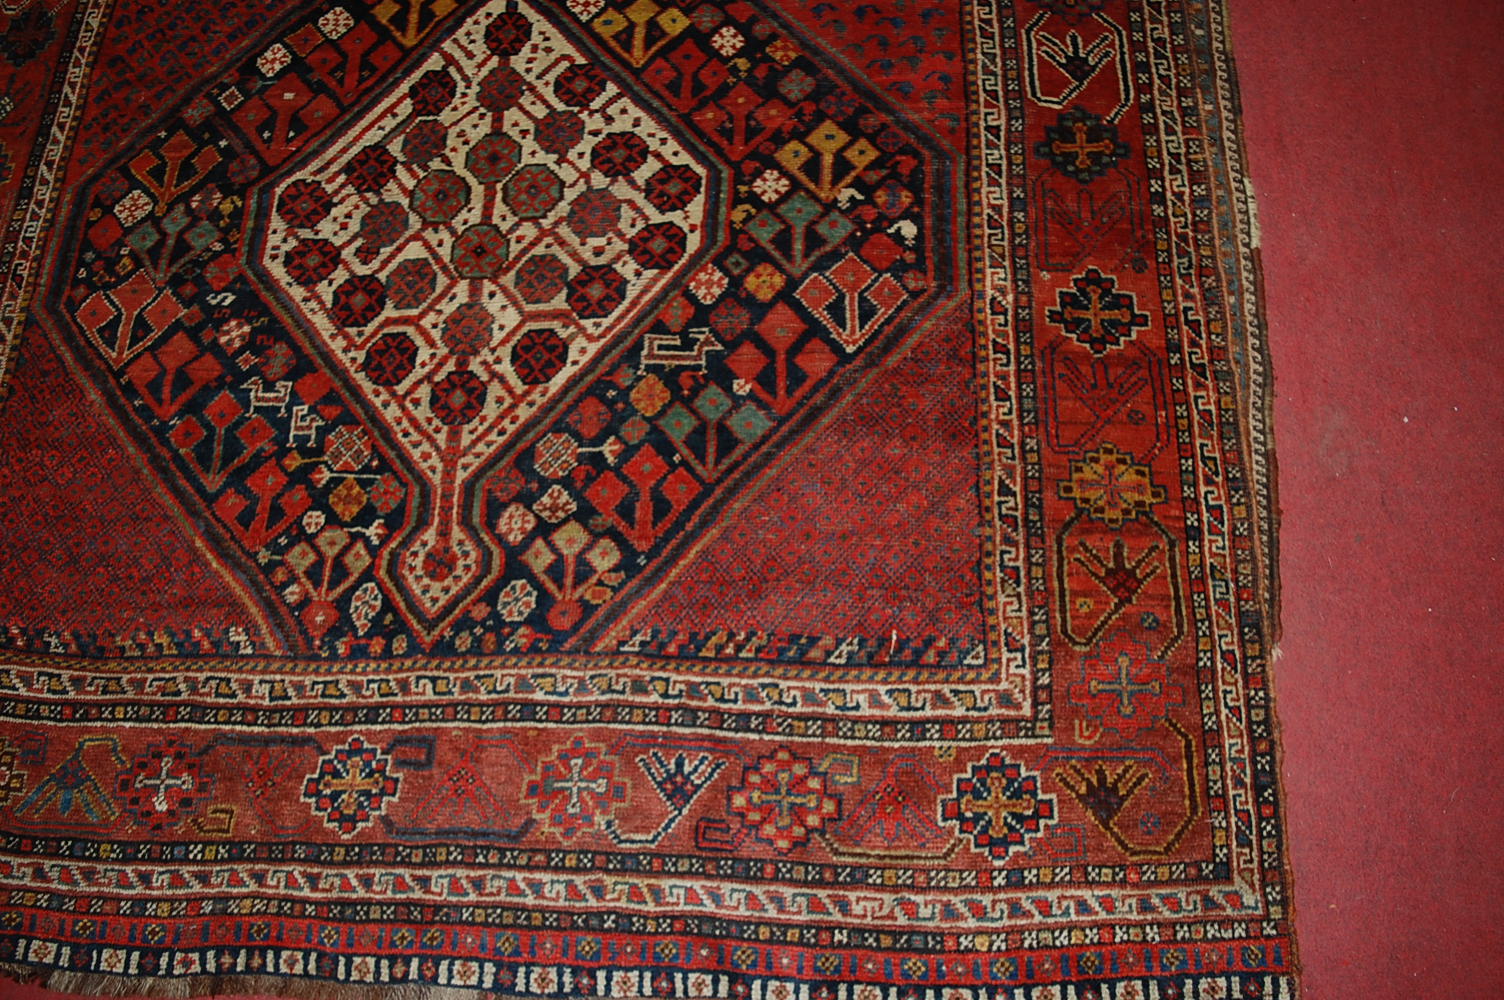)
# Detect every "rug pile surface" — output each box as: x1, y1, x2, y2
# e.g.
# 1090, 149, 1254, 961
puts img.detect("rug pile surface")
0, 0, 1295, 996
